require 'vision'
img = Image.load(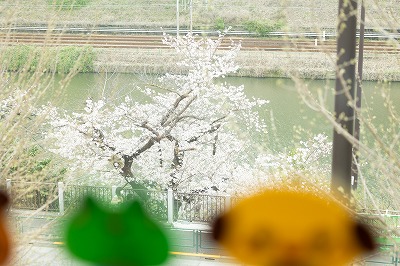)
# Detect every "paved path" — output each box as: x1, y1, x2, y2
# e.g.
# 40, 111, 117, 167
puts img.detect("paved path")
11, 241, 397, 266
12, 243, 242, 266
